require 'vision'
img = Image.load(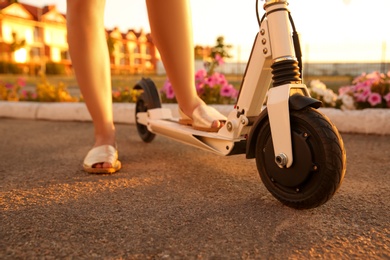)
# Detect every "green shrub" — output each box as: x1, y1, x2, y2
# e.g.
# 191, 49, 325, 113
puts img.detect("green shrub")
0, 61, 22, 74
45, 62, 66, 75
